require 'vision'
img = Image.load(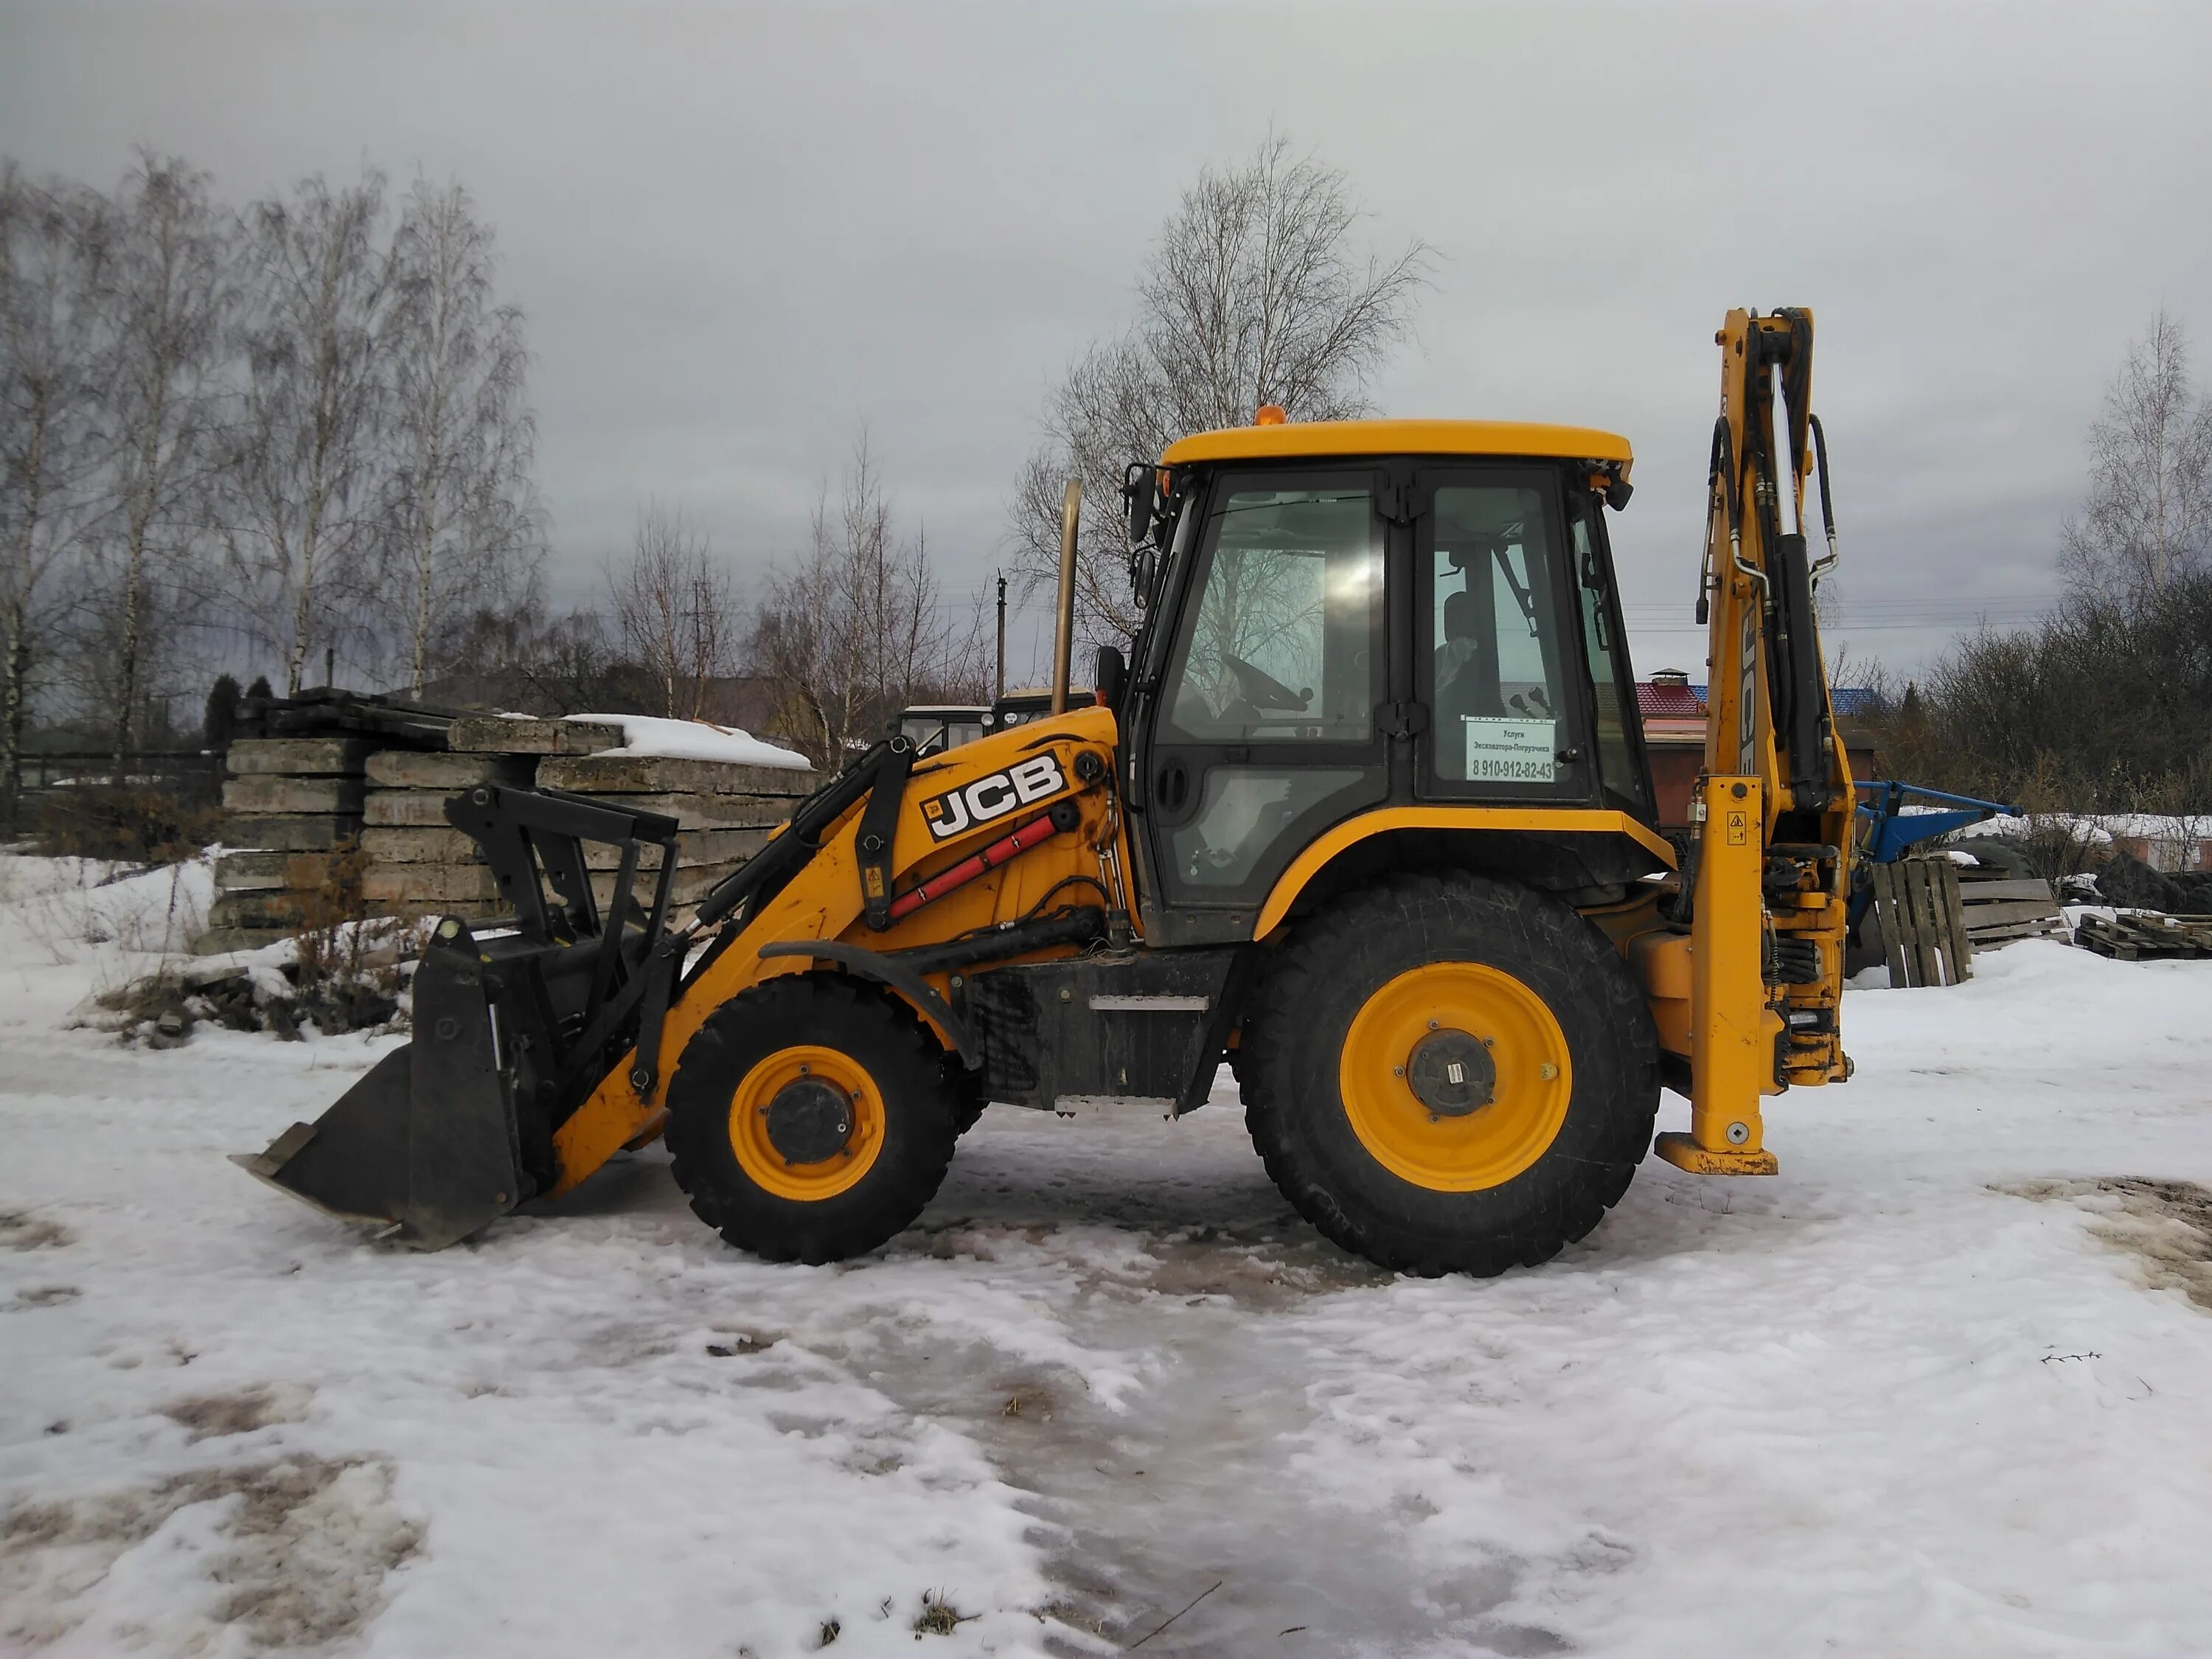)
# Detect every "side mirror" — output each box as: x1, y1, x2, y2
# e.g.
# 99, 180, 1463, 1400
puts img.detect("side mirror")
1094, 644, 1127, 714
1121, 462, 1157, 549
1129, 546, 1158, 609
